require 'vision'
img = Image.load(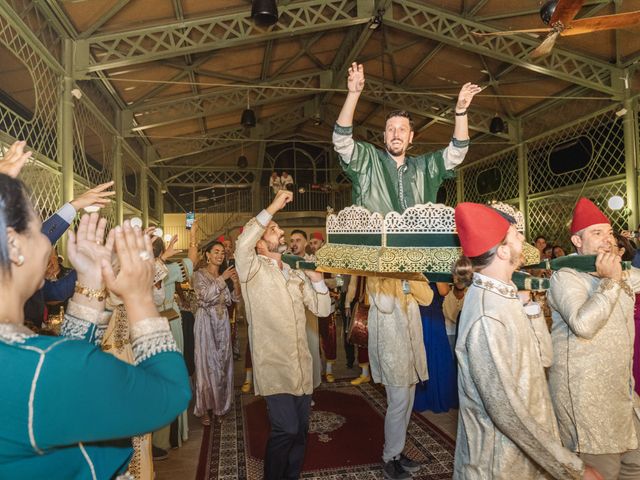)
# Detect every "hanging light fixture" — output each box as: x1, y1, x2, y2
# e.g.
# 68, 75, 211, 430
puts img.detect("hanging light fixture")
489, 114, 505, 134
240, 92, 256, 128
251, 0, 279, 26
